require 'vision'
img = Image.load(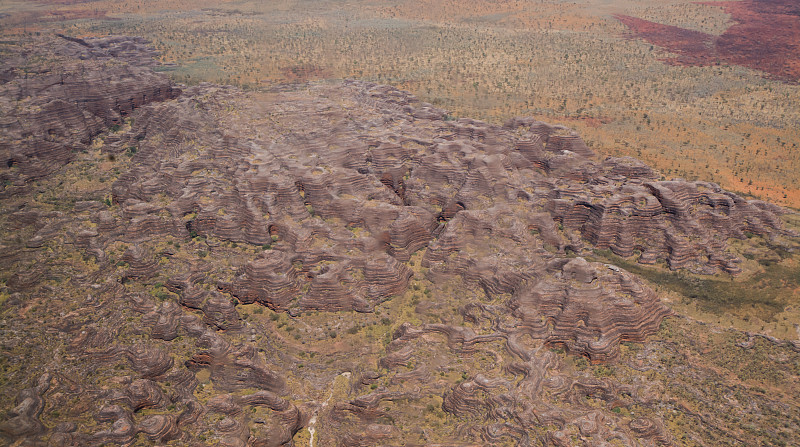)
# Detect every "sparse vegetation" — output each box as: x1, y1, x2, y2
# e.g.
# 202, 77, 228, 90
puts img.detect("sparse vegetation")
591, 247, 800, 321
1, 4, 798, 447
26, 0, 798, 206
